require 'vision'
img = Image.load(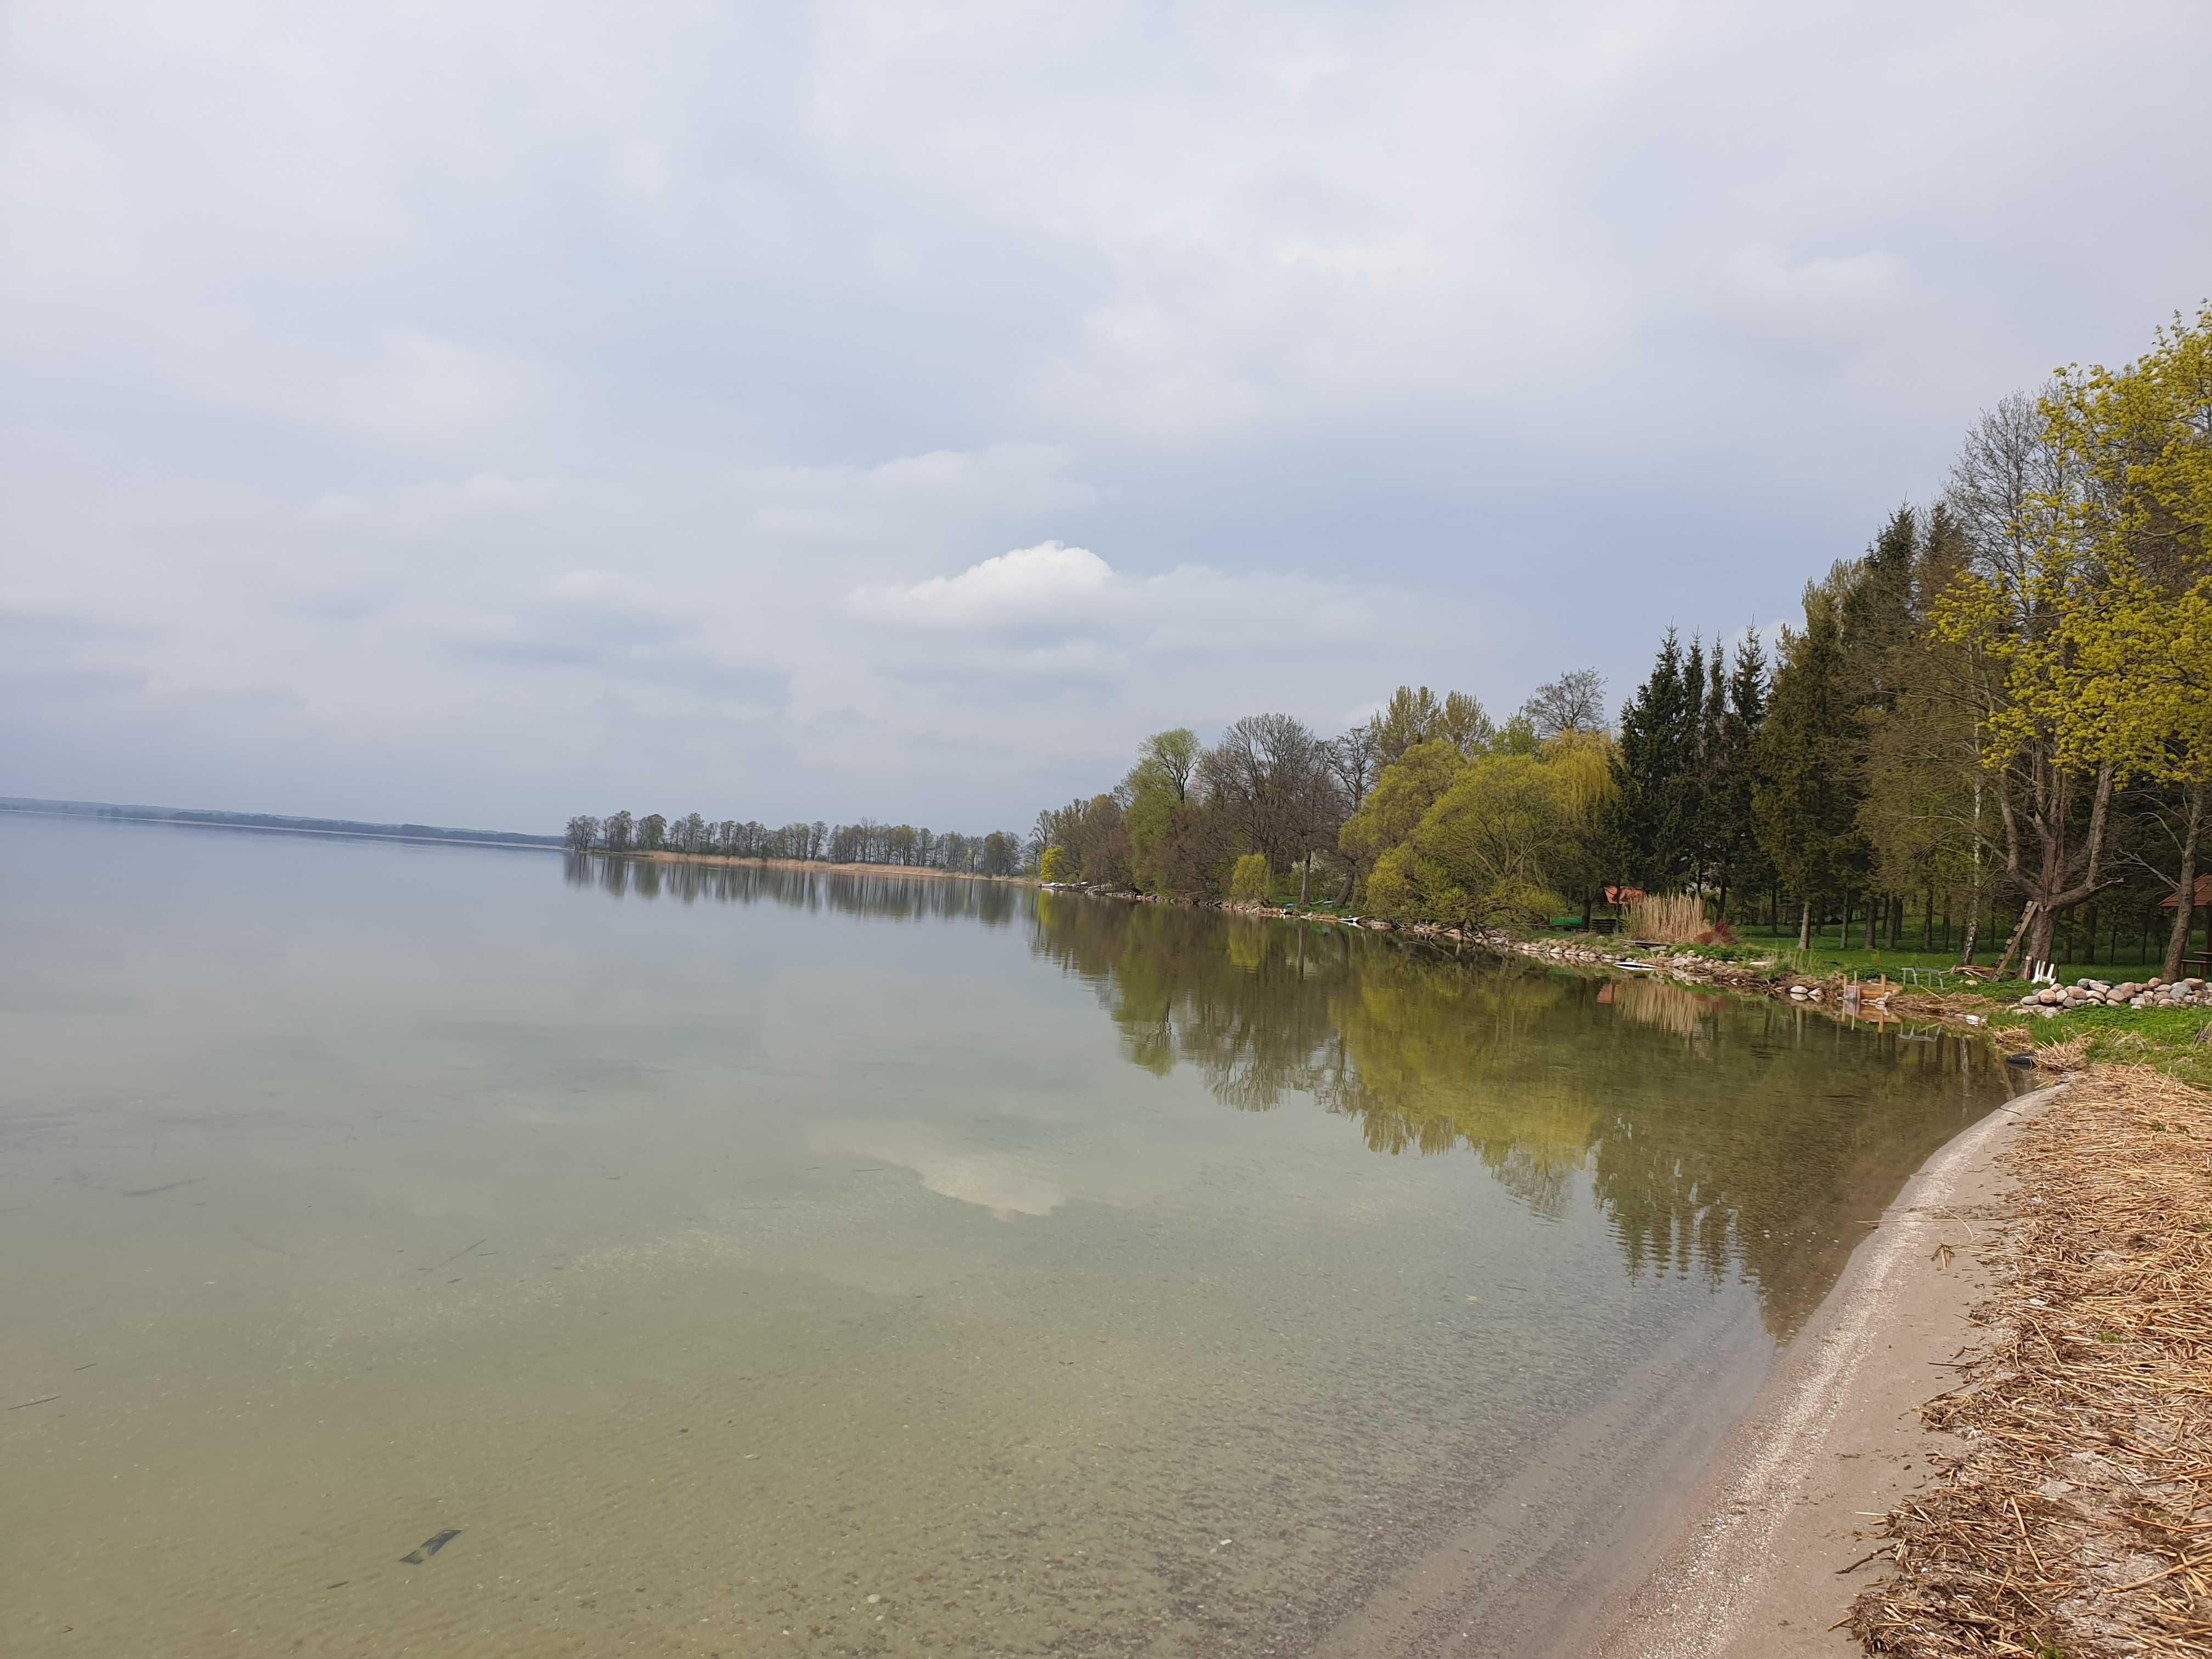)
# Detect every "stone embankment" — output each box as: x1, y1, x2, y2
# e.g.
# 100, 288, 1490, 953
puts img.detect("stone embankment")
2017, 974, 2210, 1014
1488, 934, 2000, 1023
1052, 884, 2019, 1029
